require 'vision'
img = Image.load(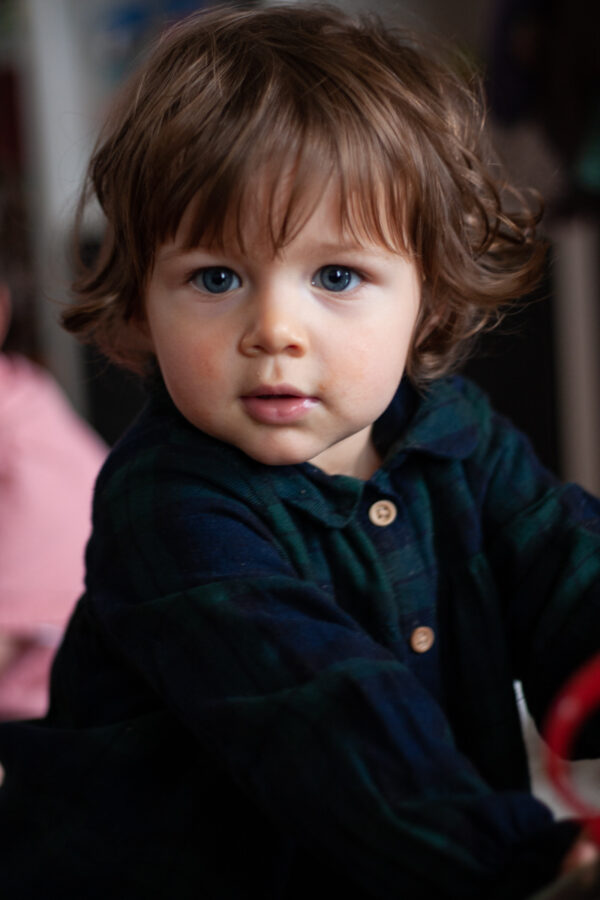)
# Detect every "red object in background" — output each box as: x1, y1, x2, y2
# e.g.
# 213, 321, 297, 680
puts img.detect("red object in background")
544, 655, 600, 845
